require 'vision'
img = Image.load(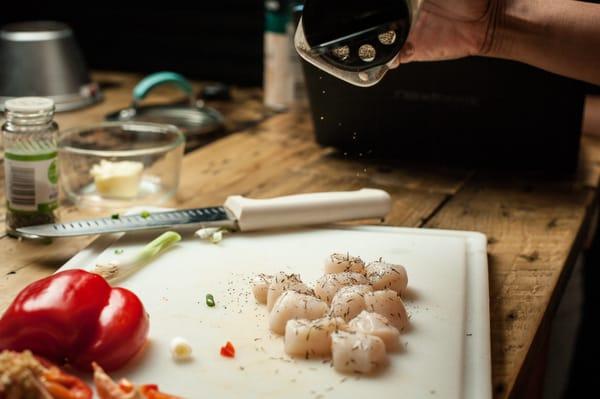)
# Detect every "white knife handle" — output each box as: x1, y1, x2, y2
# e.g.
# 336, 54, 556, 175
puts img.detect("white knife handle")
224, 189, 391, 231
